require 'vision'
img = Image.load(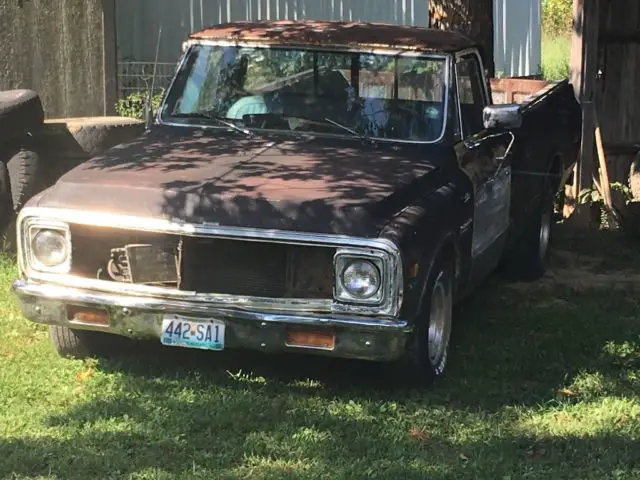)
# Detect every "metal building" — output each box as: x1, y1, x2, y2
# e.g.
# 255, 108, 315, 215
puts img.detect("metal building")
115, 0, 541, 97
493, 0, 542, 78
